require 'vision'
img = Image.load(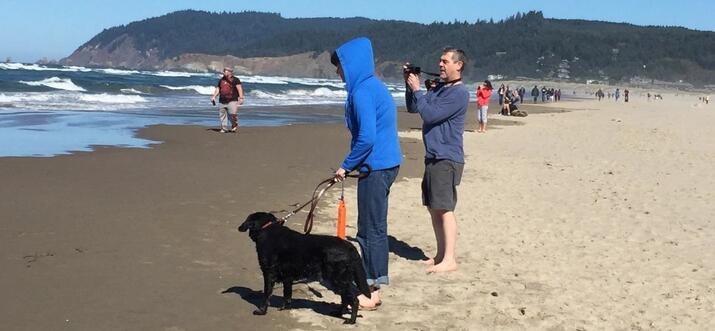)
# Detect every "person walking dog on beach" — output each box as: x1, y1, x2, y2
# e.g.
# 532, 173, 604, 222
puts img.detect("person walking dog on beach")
476, 80, 492, 133
331, 37, 401, 310
405, 47, 469, 273
210, 67, 244, 133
